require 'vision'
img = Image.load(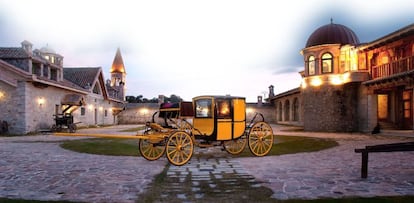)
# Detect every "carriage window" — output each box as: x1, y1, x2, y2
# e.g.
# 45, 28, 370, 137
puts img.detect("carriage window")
195, 99, 212, 118
217, 100, 231, 118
